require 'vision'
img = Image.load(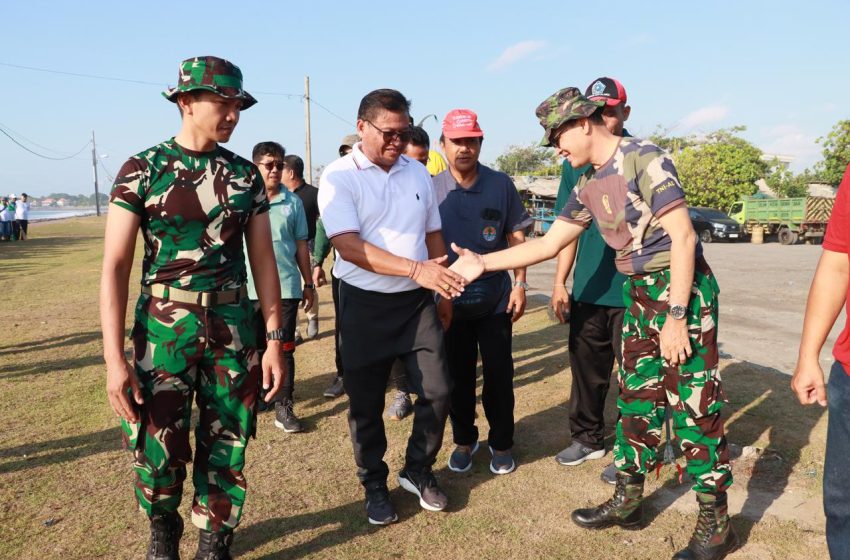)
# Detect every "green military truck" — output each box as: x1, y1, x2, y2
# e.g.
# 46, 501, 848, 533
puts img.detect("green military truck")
727, 196, 835, 245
